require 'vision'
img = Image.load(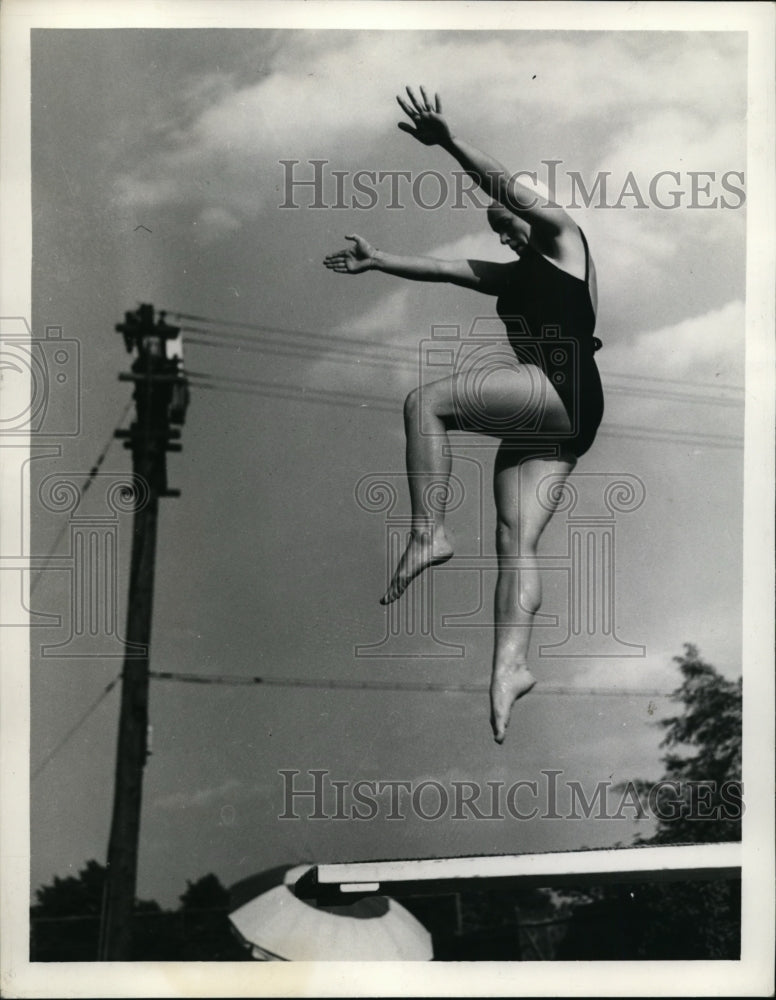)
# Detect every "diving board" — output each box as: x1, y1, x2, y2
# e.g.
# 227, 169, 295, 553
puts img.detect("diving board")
293, 843, 741, 901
